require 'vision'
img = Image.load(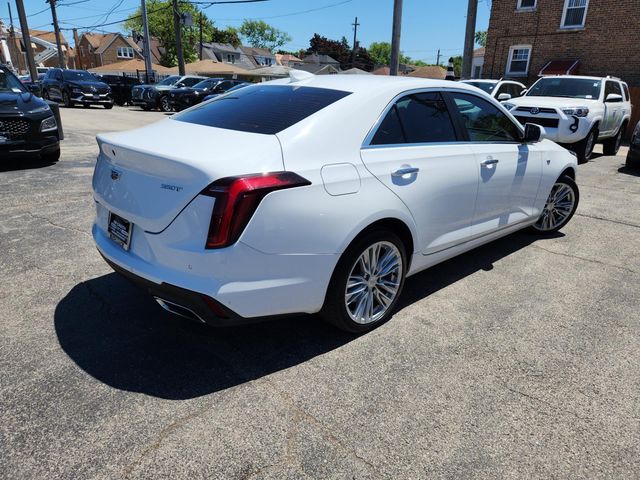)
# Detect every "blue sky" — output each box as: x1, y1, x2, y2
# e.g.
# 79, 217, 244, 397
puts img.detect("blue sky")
1, 0, 490, 64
